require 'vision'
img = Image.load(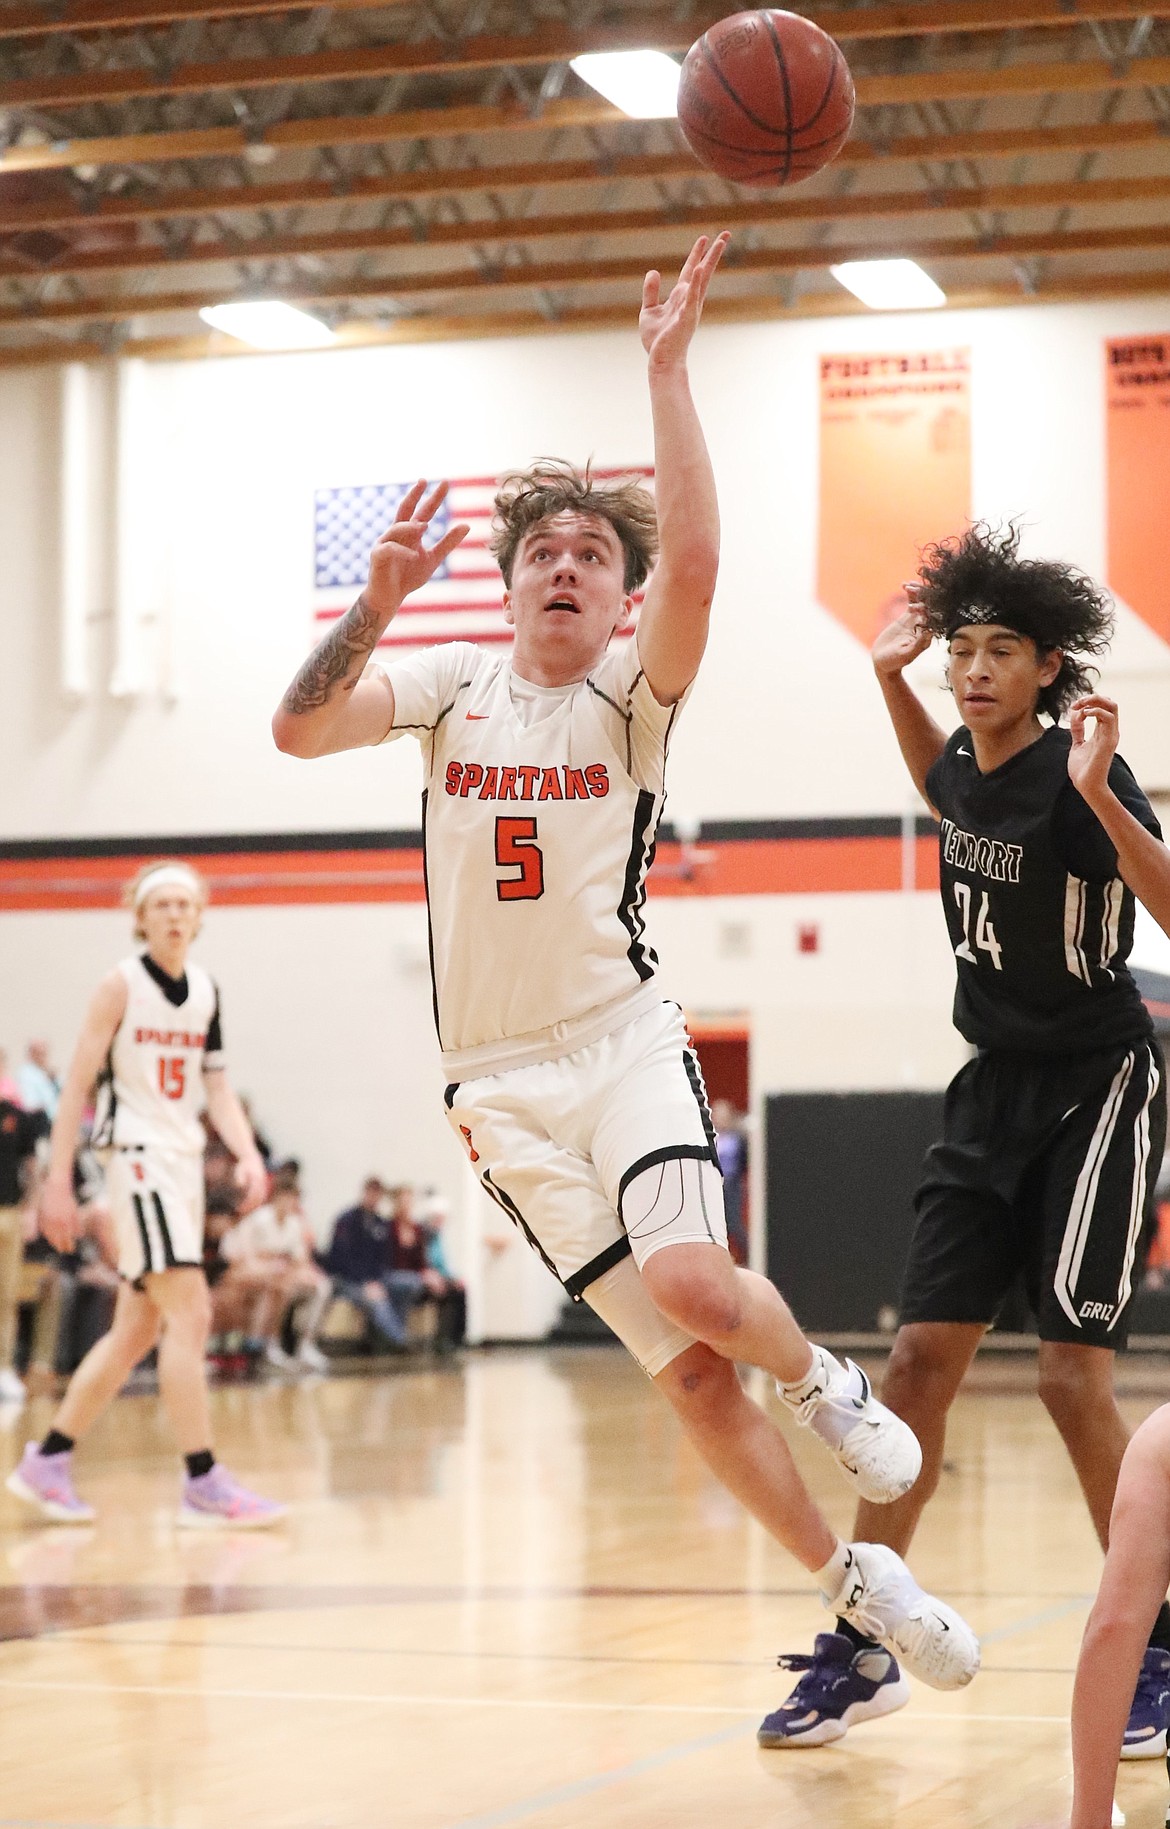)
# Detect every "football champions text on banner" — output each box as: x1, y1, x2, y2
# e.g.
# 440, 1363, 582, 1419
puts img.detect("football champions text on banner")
1106, 337, 1170, 647
312, 468, 653, 653
816, 349, 972, 648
